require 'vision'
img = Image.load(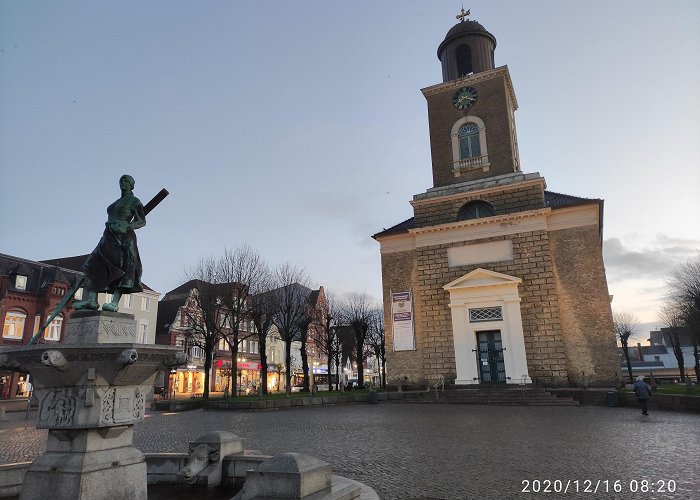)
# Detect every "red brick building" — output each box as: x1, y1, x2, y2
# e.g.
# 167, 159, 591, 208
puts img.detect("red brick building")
0, 253, 82, 399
